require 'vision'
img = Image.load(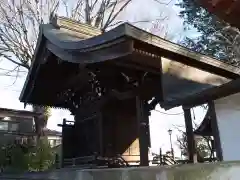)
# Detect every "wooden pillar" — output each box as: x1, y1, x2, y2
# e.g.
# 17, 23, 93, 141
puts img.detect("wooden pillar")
208, 101, 223, 161
98, 113, 103, 156
183, 107, 197, 163
136, 96, 149, 166
61, 118, 67, 167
